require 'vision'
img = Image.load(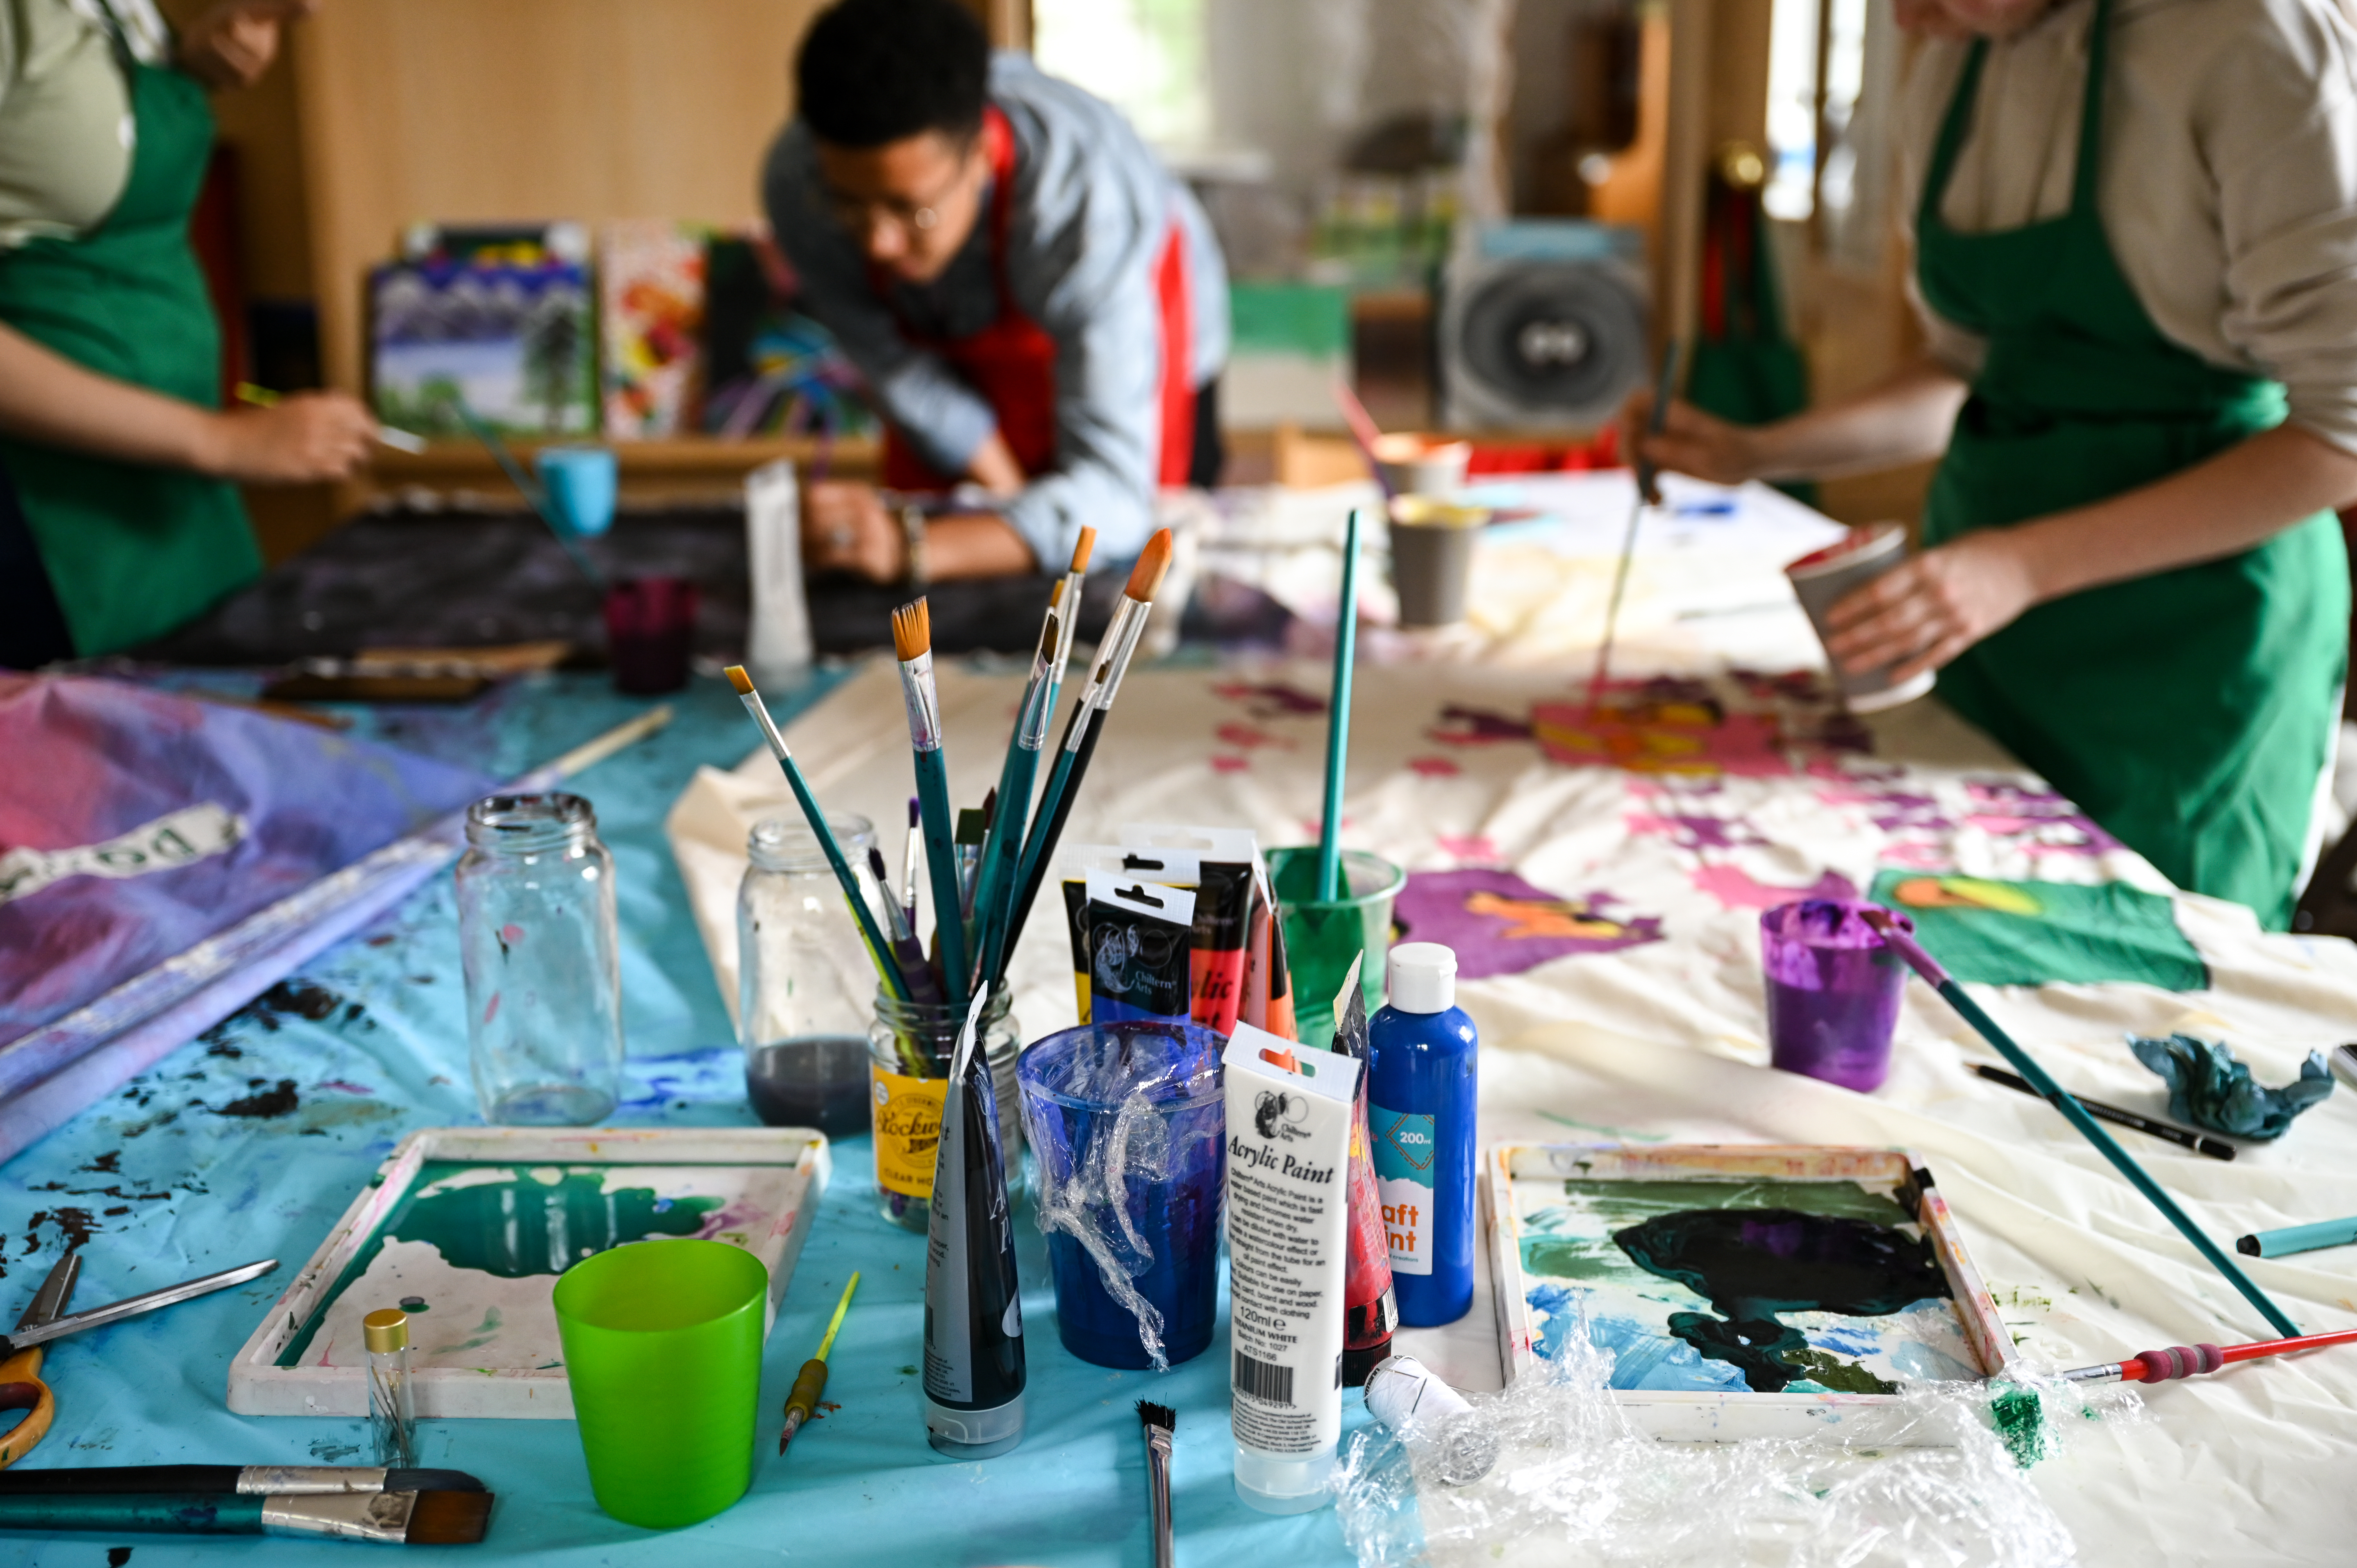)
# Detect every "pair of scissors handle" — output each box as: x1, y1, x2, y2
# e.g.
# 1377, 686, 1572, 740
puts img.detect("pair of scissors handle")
0, 1252, 79, 1471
